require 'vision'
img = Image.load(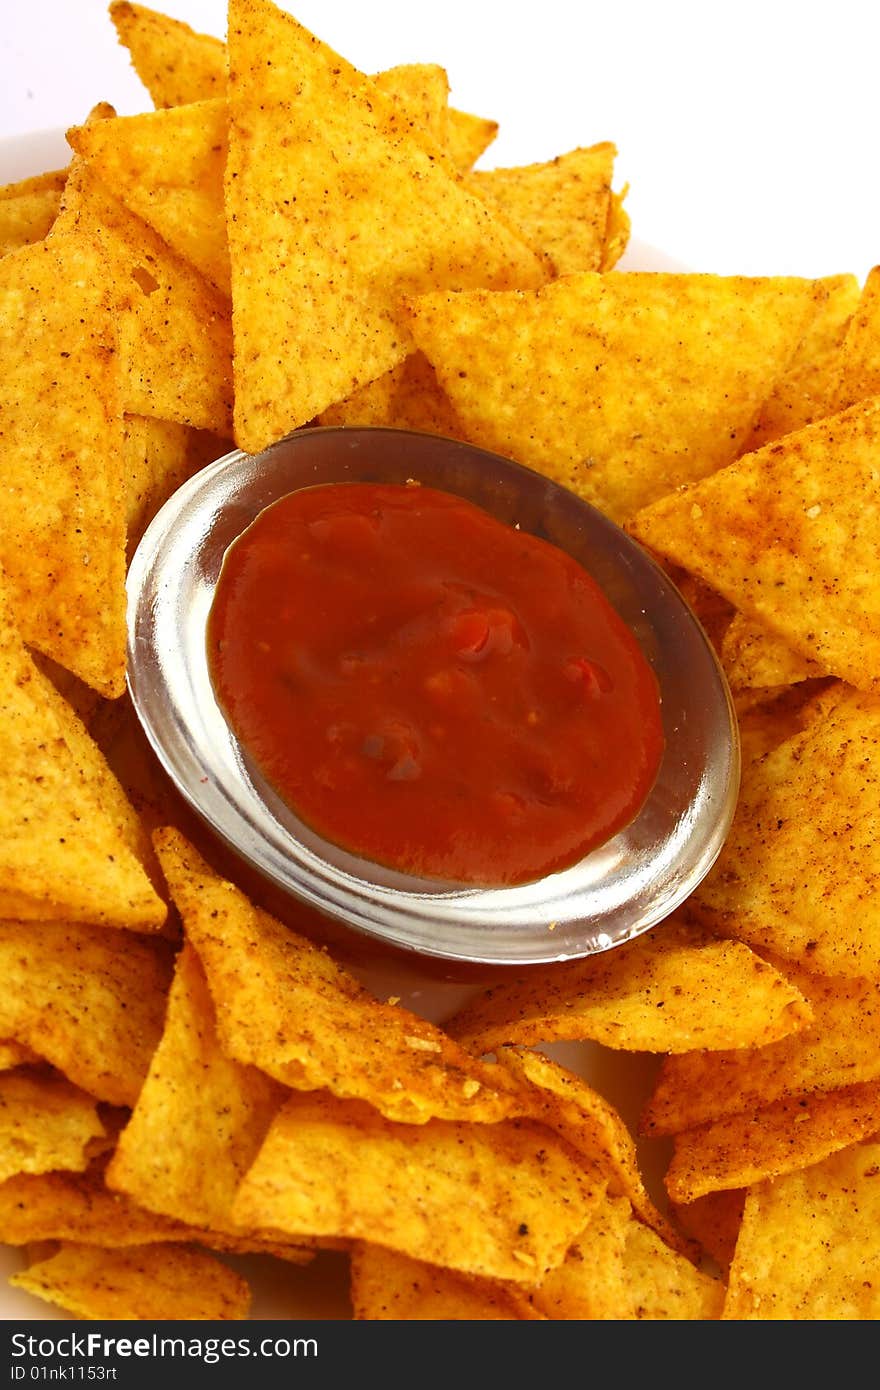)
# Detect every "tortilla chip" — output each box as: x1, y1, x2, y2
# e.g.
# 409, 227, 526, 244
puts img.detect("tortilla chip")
528, 1192, 724, 1320
445, 921, 811, 1054
0, 922, 173, 1107
834, 265, 880, 409
107, 943, 285, 1235
232, 1090, 604, 1283
630, 397, 880, 691
642, 961, 880, 1137
350, 1244, 534, 1320
0, 1072, 105, 1184
722, 1140, 880, 1319
11, 1241, 251, 1320
444, 106, 499, 171
669, 1189, 745, 1275
224, 0, 547, 451
0, 170, 67, 255
734, 679, 830, 765
742, 271, 859, 450
373, 63, 451, 150
0, 603, 166, 928
123, 416, 228, 560
110, 0, 227, 107
316, 351, 466, 435
689, 687, 880, 976
67, 98, 231, 297
0, 1042, 40, 1072
404, 272, 831, 522
0, 1158, 312, 1264
153, 827, 518, 1124
601, 188, 631, 270
721, 611, 828, 690
491, 1047, 689, 1258
467, 144, 621, 274
0, 229, 127, 696
665, 1080, 880, 1203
